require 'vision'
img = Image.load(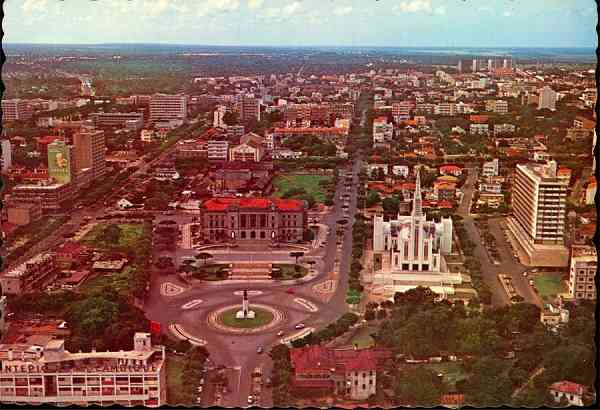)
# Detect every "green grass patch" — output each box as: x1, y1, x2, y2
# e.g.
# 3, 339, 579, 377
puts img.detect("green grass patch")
272, 264, 308, 280
81, 223, 145, 250
533, 272, 567, 301
273, 174, 332, 203
424, 362, 467, 391
219, 307, 274, 329
166, 354, 191, 406
80, 265, 139, 296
